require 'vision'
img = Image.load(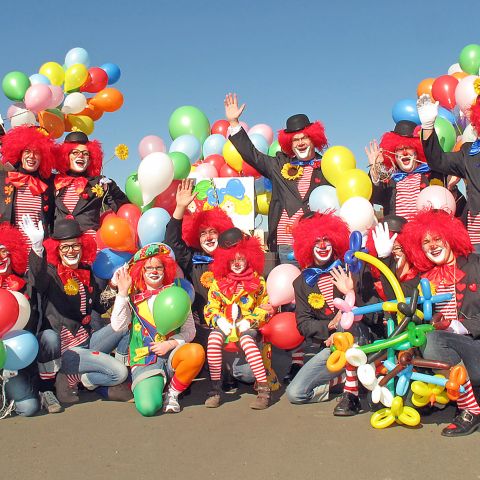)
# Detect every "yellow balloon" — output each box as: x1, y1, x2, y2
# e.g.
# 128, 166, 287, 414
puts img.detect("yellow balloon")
68, 115, 94, 135
39, 61, 65, 86
321, 146, 356, 186
335, 169, 373, 205
256, 192, 271, 215
64, 64, 88, 92
222, 140, 243, 172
